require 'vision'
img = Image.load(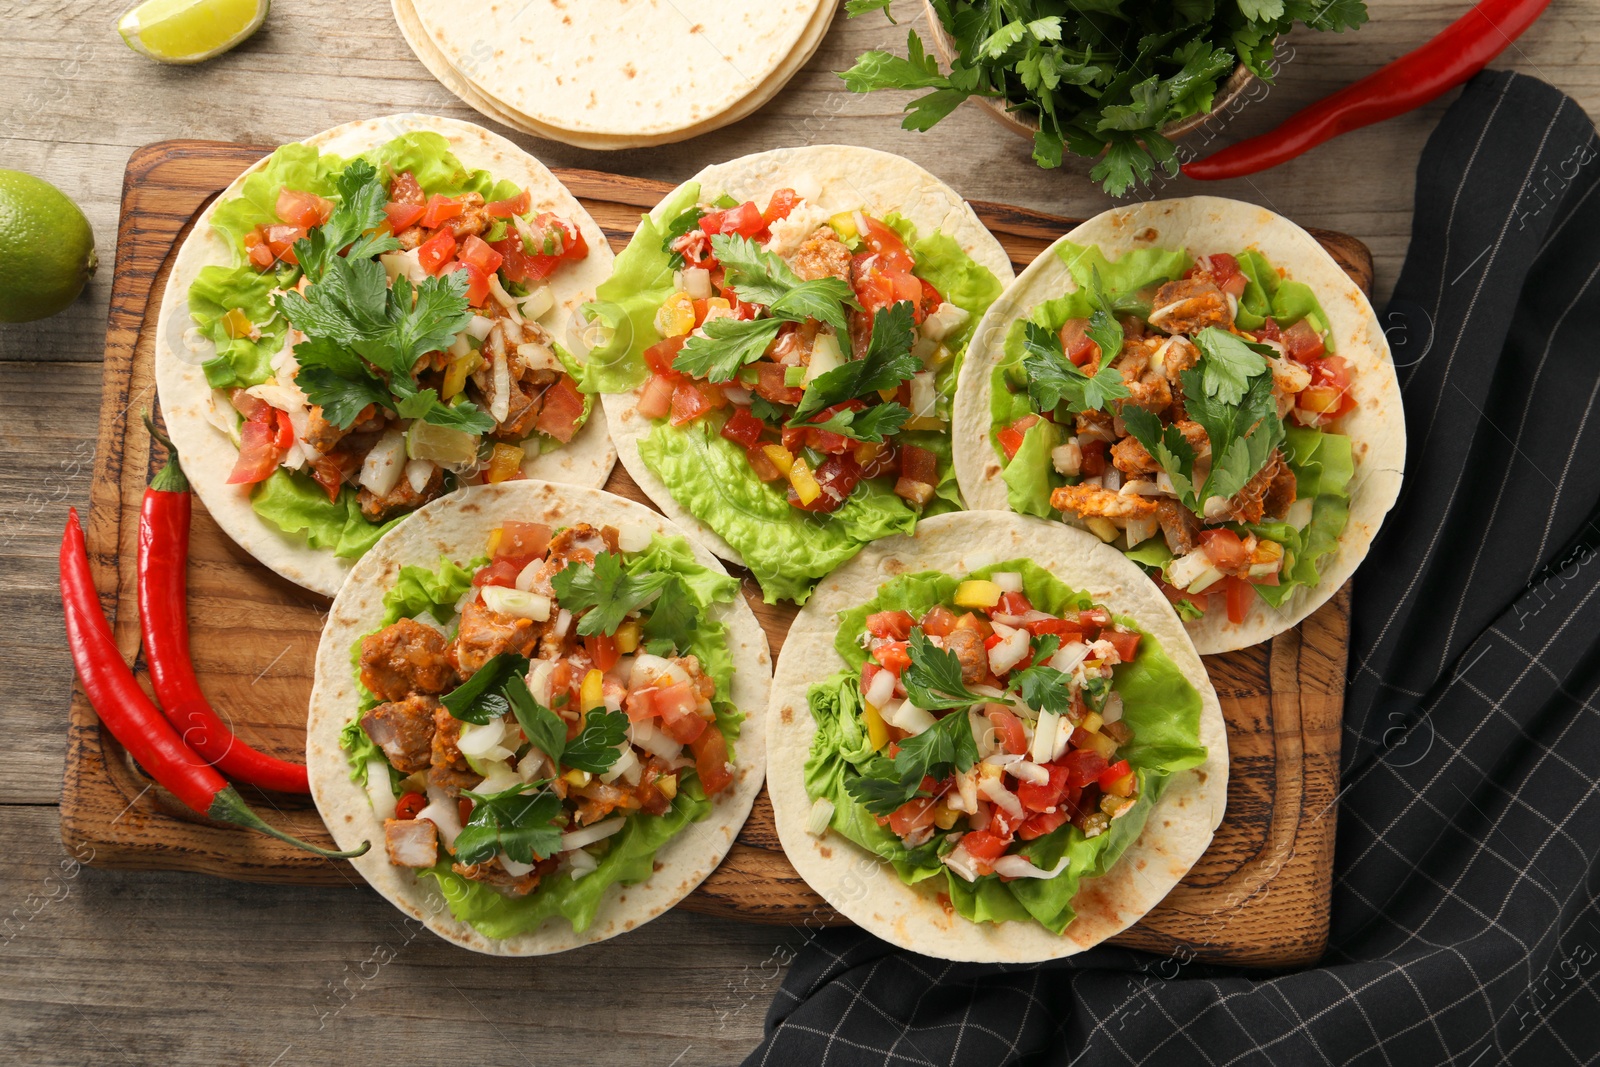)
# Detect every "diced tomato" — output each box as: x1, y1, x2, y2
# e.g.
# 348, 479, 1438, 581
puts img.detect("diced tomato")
416, 231, 457, 276
899, 444, 937, 487
226, 407, 286, 485
858, 440, 899, 480
244, 230, 275, 270
1102, 629, 1142, 662
779, 425, 806, 454
690, 728, 733, 795
643, 336, 689, 381
1062, 748, 1108, 788
534, 377, 586, 443
789, 452, 862, 512
987, 707, 1028, 755
746, 446, 783, 482
1206, 253, 1248, 298
1199, 527, 1250, 574
1059, 319, 1099, 366
671, 381, 722, 426
263, 225, 305, 265
652, 682, 698, 722
752, 362, 805, 405
851, 264, 900, 320
1022, 616, 1083, 639
1098, 760, 1132, 791
486, 188, 531, 217
1078, 607, 1111, 630
1256, 317, 1281, 342
762, 188, 798, 226
995, 591, 1033, 617
420, 194, 464, 230
1225, 575, 1255, 625
858, 216, 916, 274
389, 172, 424, 206
1281, 319, 1326, 363
887, 796, 939, 838
449, 260, 491, 306
458, 234, 504, 276
960, 829, 1011, 871
719, 406, 766, 449
1018, 807, 1070, 841
919, 605, 958, 637
873, 640, 911, 676
1017, 762, 1071, 813
917, 279, 944, 324
583, 635, 620, 673
997, 414, 1040, 461
458, 798, 474, 824
866, 611, 915, 640
275, 188, 333, 230
703, 201, 765, 238
638, 373, 676, 420
384, 201, 425, 232
497, 521, 551, 559
624, 688, 658, 724
1080, 439, 1107, 477
472, 555, 533, 589
395, 792, 426, 821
